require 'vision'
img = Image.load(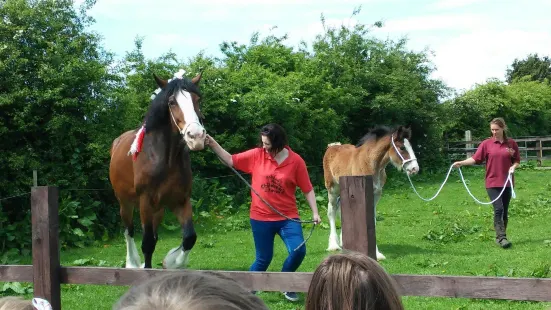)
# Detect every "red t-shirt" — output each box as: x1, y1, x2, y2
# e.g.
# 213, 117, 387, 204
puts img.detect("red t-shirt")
231, 146, 313, 221
472, 138, 521, 188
